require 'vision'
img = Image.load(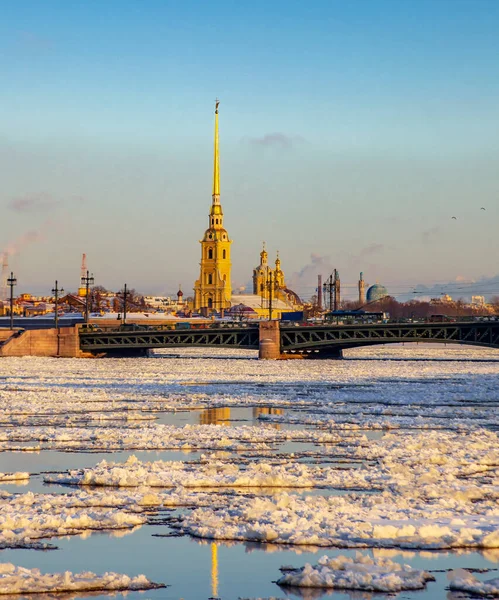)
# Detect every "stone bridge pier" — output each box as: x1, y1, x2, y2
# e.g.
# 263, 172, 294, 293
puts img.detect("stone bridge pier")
259, 321, 282, 359
0, 326, 92, 358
